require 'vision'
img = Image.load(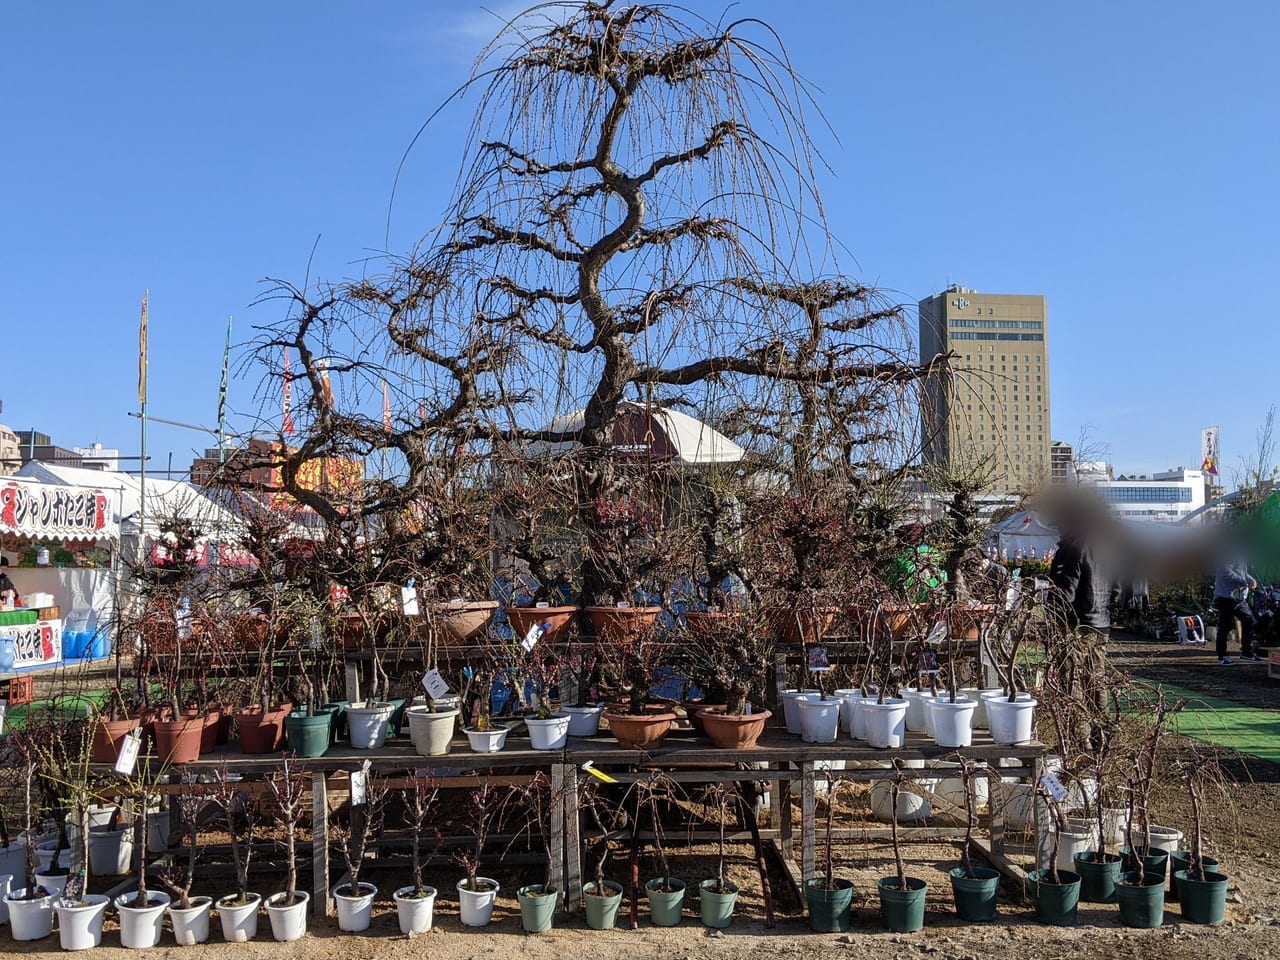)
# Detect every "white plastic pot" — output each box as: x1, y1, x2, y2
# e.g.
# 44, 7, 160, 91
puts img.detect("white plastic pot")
407, 706, 459, 756
35, 871, 68, 898
116, 890, 171, 949
333, 881, 377, 932
35, 841, 71, 872
850, 696, 869, 740
216, 892, 261, 942
456, 877, 500, 927
929, 697, 977, 748
898, 687, 929, 733
347, 701, 395, 749
796, 696, 841, 743
1000, 782, 1034, 830
931, 762, 990, 813
780, 689, 819, 735
265, 890, 309, 942
463, 724, 511, 753
88, 824, 134, 876
7, 888, 55, 940
169, 896, 213, 945
0, 871, 10, 925
526, 714, 571, 750
870, 779, 932, 822
393, 885, 437, 934
55, 893, 110, 950
1054, 828, 1093, 873
960, 687, 1004, 729
1147, 824, 1184, 854
1102, 806, 1130, 846
920, 693, 939, 738
563, 704, 605, 737
985, 695, 1038, 744
832, 689, 861, 735
862, 698, 908, 749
